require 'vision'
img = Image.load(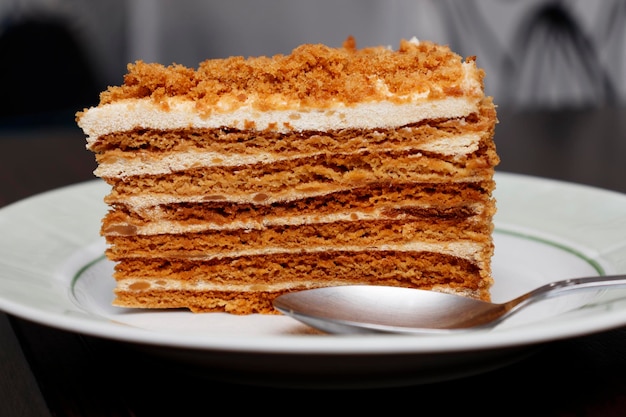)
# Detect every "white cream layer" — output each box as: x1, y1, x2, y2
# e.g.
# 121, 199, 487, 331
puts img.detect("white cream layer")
116, 279, 481, 294
94, 133, 481, 178
115, 279, 351, 293
114, 279, 479, 300
80, 95, 479, 145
